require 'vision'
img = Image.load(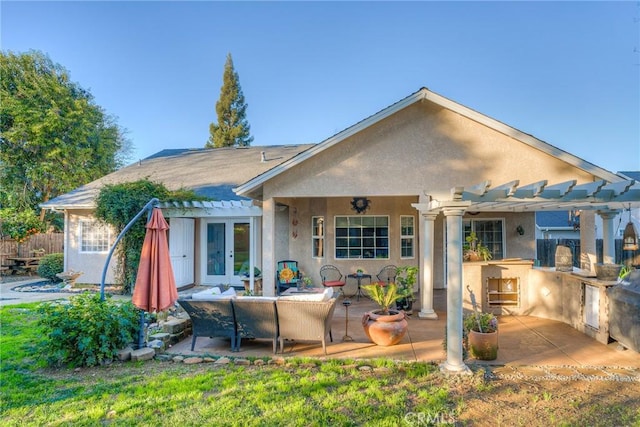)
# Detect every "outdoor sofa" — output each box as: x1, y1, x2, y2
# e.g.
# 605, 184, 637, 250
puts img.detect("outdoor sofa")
177, 287, 337, 354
